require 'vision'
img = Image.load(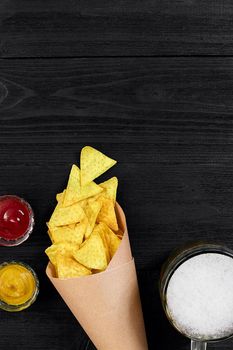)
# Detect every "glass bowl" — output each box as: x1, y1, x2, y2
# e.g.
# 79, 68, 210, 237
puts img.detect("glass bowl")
0, 261, 39, 312
159, 242, 233, 350
0, 195, 34, 247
